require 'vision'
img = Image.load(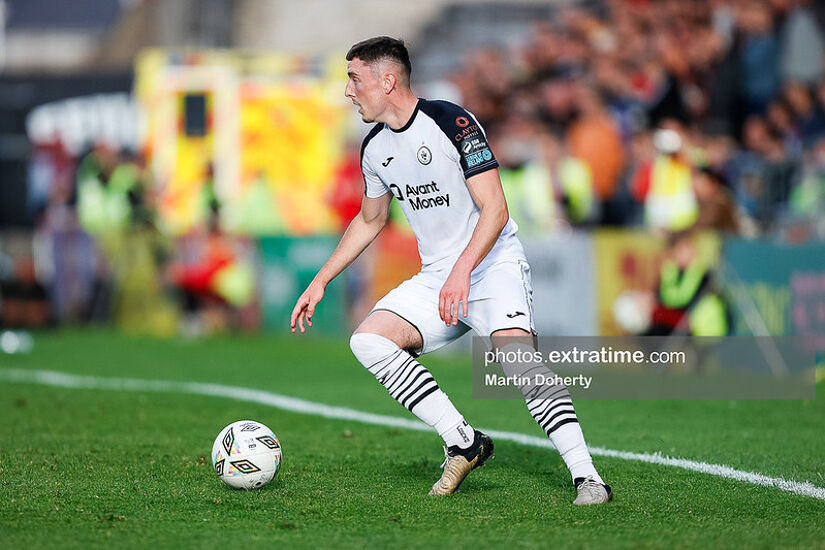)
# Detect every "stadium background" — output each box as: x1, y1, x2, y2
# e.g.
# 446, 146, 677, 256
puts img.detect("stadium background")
2, 0, 824, 344
1, 0, 824, 547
